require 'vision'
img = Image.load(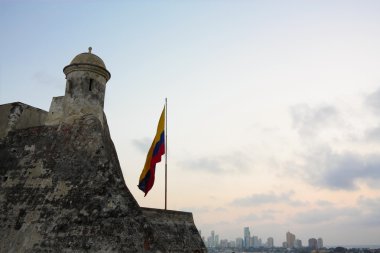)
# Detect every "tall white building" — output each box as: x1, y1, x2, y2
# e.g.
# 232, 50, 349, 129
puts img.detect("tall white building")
244, 227, 251, 248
